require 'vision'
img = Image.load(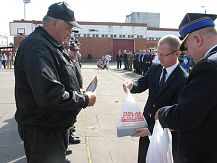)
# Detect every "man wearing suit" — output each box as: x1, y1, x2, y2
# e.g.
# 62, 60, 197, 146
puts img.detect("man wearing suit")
156, 13, 217, 163
123, 35, 188, 163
